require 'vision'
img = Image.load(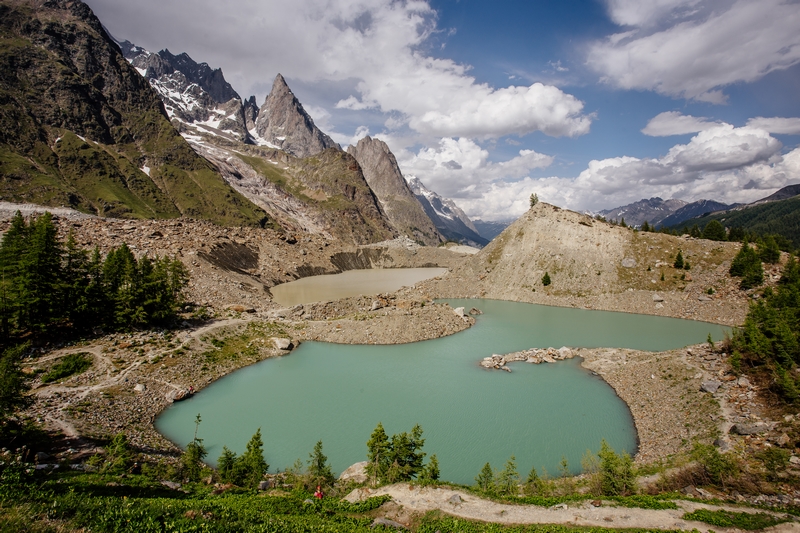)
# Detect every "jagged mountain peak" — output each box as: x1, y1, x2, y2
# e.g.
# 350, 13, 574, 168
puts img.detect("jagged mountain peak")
254, 74, 339, 158
347, 136, 443, 246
